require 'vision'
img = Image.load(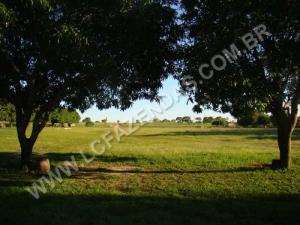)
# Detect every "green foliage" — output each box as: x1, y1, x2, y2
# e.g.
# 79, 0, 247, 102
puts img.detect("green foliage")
176, 116, 192, 123
49, 109, 60, 125
203, 117, 214, 124
60, 109, 80, 124
0, 102, 15, 126
182, 116, 192, 123
82, 117, 94, 127
179, 1, 298, 167
195, 117, 202, 123
0, 0, 179, 111
82, 117, 92, 123
256, 114, 272, 127
212, 117, 229, 127
49, 108, 80, 125
85, 121, 95, 127
237, 115, 256, 127
180, 0, 299, 121
237, 113, 272, 127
